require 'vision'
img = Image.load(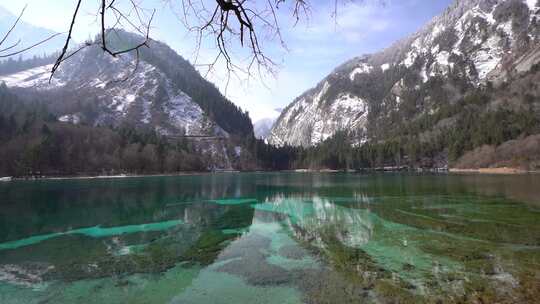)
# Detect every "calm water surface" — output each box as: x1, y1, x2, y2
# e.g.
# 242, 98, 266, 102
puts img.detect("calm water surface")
0, 173, 539, 303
